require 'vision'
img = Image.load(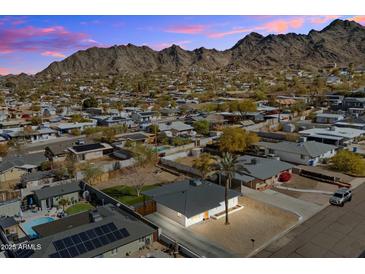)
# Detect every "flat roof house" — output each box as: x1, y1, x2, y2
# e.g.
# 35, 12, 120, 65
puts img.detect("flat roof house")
299, 126, 365, 146
68, 143, 113, 162
12, 204, 157, 258
52, 121, 96, 135
143, 179, 240, 227
315, 113, 345, 124
256, 141, 337, 166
